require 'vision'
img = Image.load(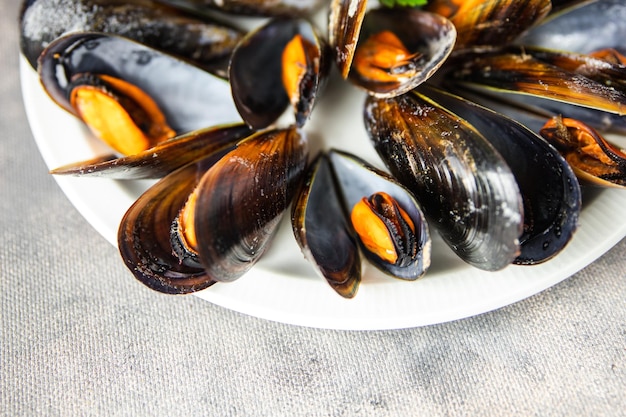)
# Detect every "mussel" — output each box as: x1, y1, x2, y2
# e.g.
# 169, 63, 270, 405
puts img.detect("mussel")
292, 150, 430, 298
364, 90, 523, 271
119, 126, 309, 293
424, 0, 551, 53
38, 32, 242, 165
450, 46, 626, 132
329, 2, 456, 97
518, 0, 626, 55
328, 0, 368, 79
420, 85, 581, 264
19, 0, 243, 74
229, 17, 330, 129
540, 115, 626, 188
448, 0, 626, 135
154, 0, 326, 17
